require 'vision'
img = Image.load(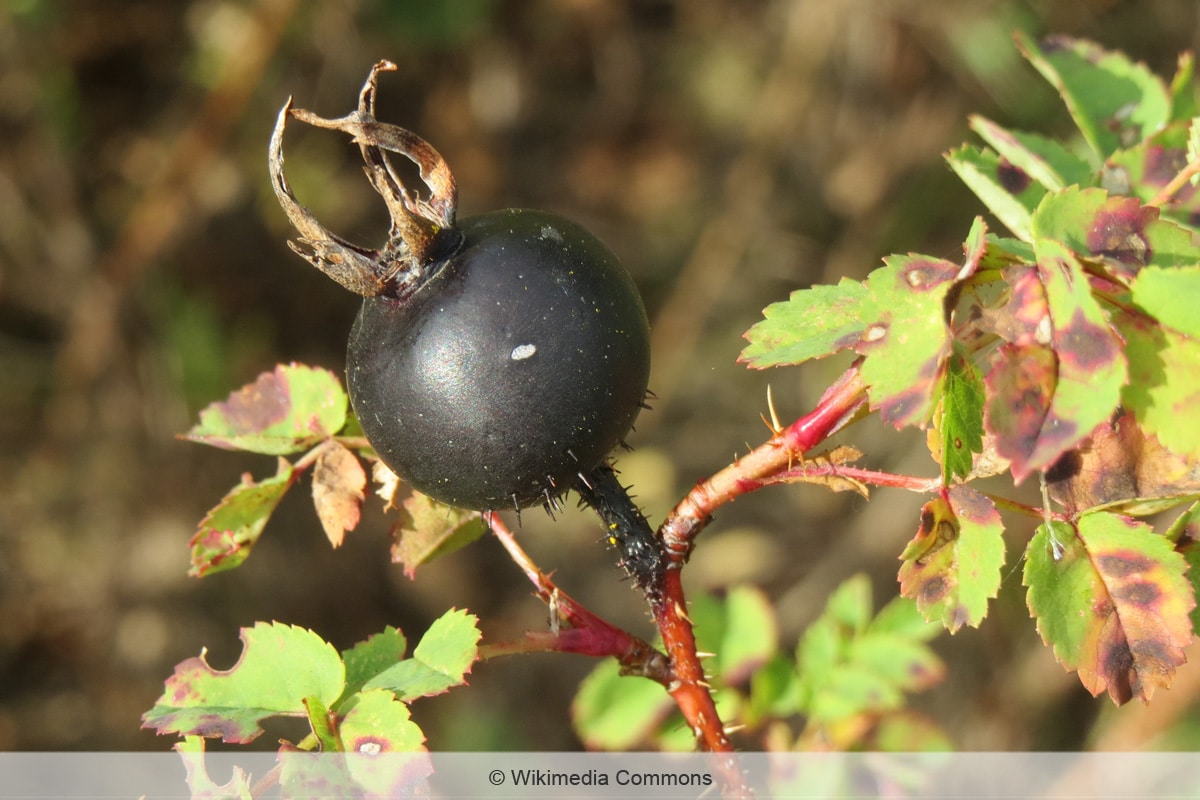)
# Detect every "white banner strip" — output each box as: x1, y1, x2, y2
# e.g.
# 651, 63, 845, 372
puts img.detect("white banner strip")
1, 751, 1197, 799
